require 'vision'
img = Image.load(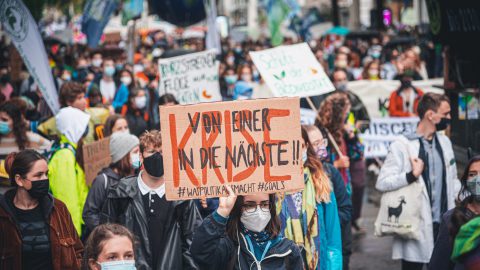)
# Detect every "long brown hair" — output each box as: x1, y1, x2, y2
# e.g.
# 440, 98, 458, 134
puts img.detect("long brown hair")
0, 101, 29, 150
110, 153, 134, 178
302, 125, 331, 203
82, 223, 135, 270
316, 92, 350, 146
226, 194, 280, 242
